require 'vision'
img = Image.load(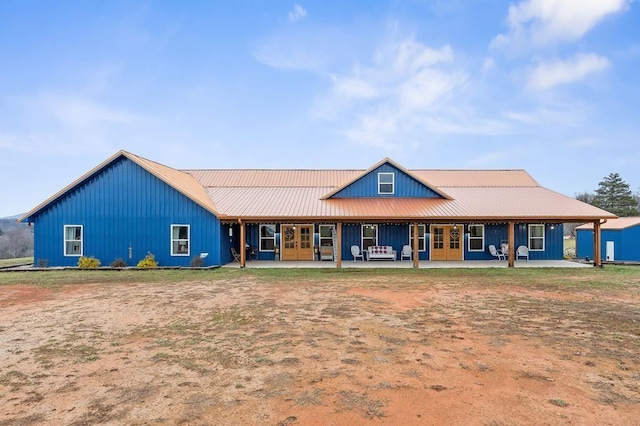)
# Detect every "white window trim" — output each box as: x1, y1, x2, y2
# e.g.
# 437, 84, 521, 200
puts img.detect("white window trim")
409, 224, 426, 252
64, 225, 83, 257
171, 224, 190, 256
361, 224, 378, 248
468, 224, 485, 252
259, 224, 276, 252
528, 224, 545, 251
319, 224, 335, 247
378, 172, 395, 194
